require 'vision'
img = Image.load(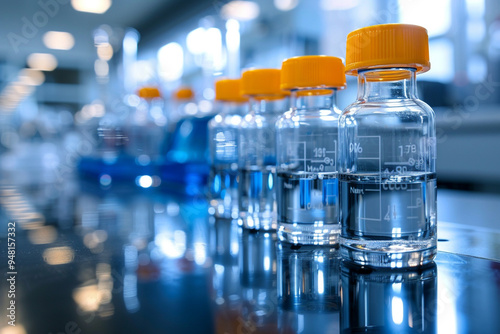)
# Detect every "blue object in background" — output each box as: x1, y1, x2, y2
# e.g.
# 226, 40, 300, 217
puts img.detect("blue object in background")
159, 114, 213, 195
